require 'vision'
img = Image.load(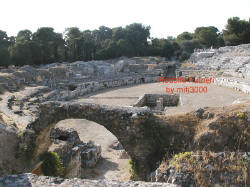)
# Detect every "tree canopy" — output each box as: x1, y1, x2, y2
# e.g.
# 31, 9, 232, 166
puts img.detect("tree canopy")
223, 17, 250, 45
0, 17, 249, 66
